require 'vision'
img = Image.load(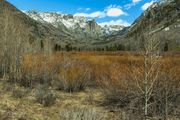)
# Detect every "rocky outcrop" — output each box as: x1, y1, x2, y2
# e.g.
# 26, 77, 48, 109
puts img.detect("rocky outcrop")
25, 11, 125, 37
0, 0, 179, 51
125, 0, 180, 50
0, 1, 51, 53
